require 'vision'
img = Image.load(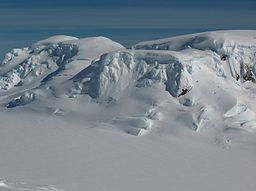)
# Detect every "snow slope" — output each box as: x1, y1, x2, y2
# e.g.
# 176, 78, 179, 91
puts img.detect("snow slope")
0, 31, 256, 191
